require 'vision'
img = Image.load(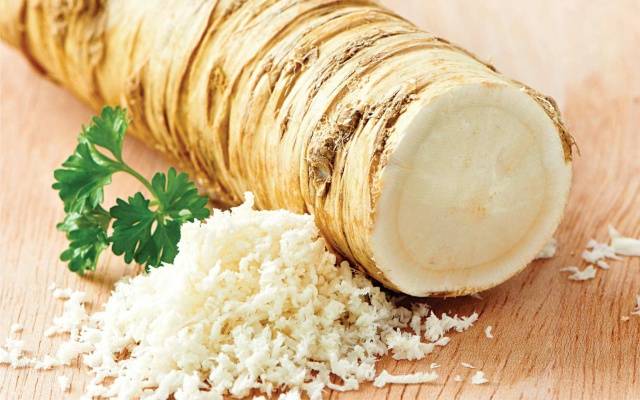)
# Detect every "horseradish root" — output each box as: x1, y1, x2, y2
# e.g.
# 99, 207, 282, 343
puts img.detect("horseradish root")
0, 0, 573, 296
